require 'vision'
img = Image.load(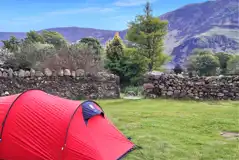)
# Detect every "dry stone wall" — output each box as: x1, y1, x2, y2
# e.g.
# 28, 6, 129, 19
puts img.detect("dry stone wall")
144, 72, 239, 100
0, 68, 120, 99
